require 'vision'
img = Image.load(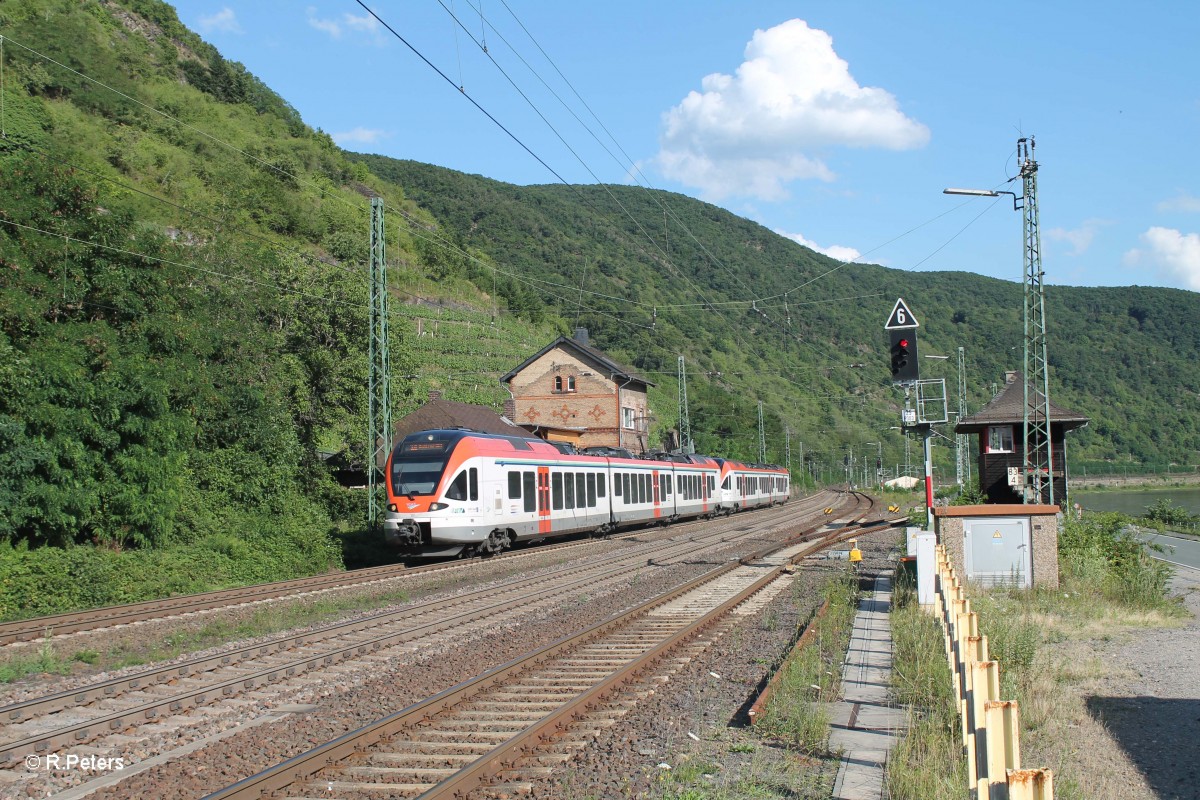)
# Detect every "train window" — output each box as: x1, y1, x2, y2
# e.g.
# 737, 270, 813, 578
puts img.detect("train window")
623, 473, 631, 501
508, 472, 521, 499
597, 474, 606, 498
552, 473, 563, 510
613, 473, 622, 497
587, 473, 596, 507
576, 474, 586, 507
676, 475, 682, 493
469, 468, 478, 501
523, 472, 536, 512
564, 472, 575, 509
446, 471, 468, 501
722, 476, 730, 490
